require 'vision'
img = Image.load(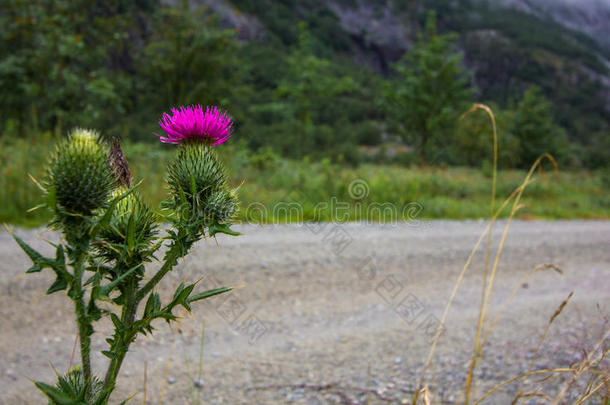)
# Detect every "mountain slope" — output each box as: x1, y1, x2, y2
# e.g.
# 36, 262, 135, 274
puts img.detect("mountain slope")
206, 0, 609, 142
496, 0, 610, 51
